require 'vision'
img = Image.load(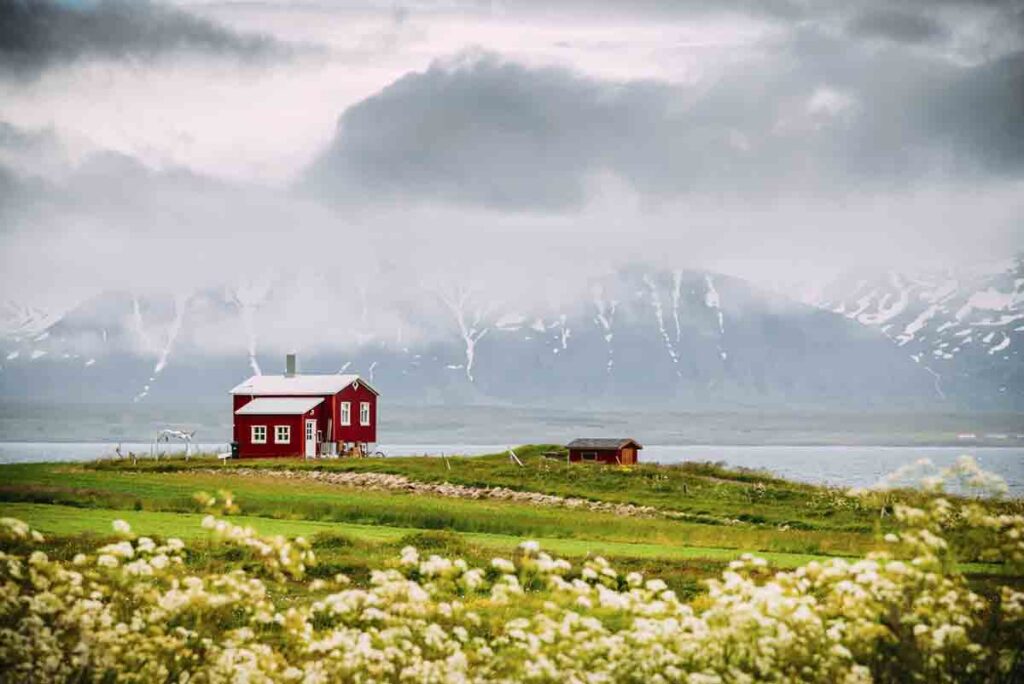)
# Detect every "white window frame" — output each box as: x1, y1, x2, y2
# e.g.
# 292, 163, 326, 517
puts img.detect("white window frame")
275, 425, 291, 444
581, 451, 597, 461
359, 401, 370, 426
340, 401, 351, 426
251, 425, 267, 444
